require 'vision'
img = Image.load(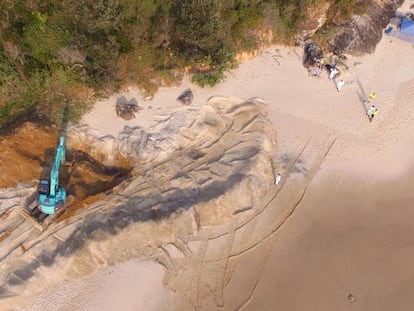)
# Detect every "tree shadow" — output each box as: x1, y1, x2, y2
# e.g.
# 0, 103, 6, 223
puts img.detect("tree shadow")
59, 101, 70, 135
0, 108, 50, 136
116, 96, 139, 120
